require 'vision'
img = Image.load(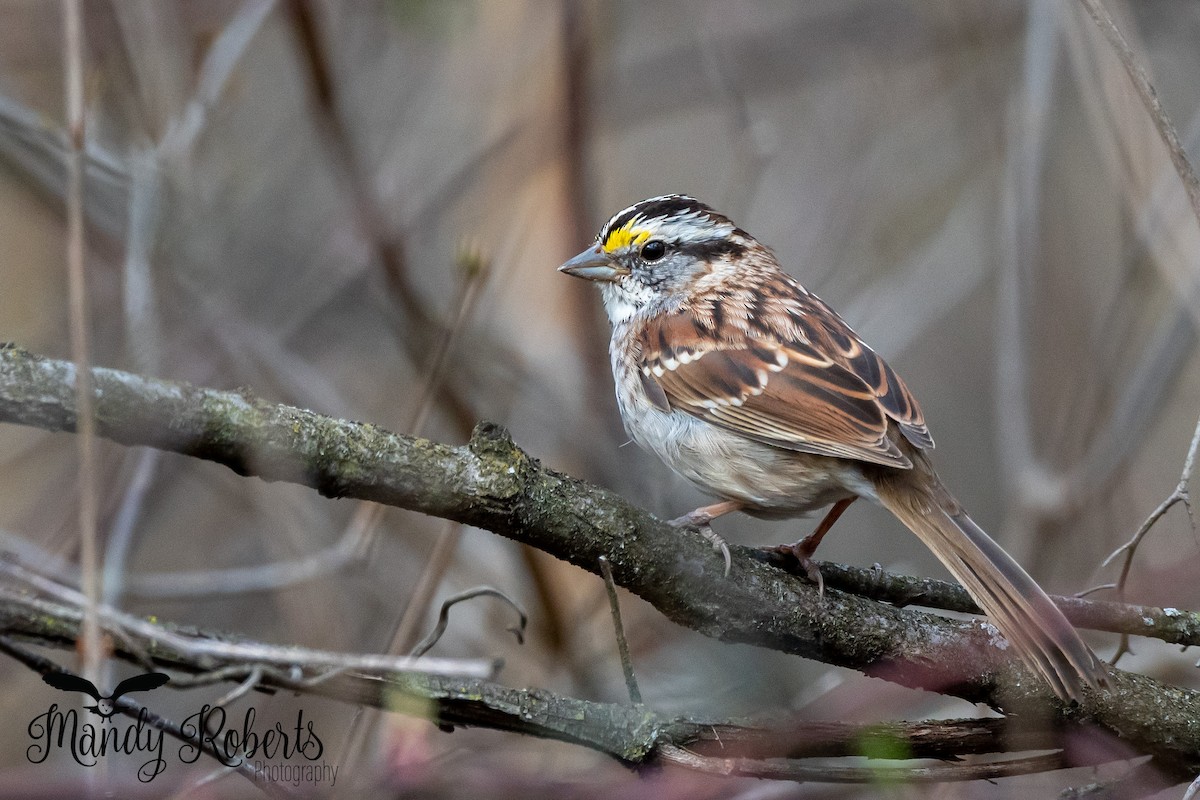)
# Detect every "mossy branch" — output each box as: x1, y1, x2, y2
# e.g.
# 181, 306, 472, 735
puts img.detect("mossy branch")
0, 345, 1197, 776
